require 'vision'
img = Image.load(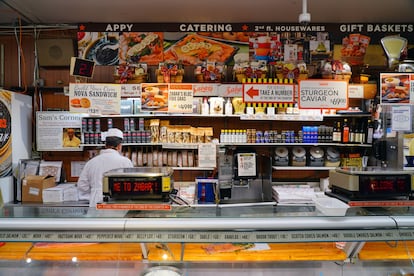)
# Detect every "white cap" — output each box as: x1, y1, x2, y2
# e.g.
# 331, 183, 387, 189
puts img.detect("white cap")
106, 128, 123, 139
